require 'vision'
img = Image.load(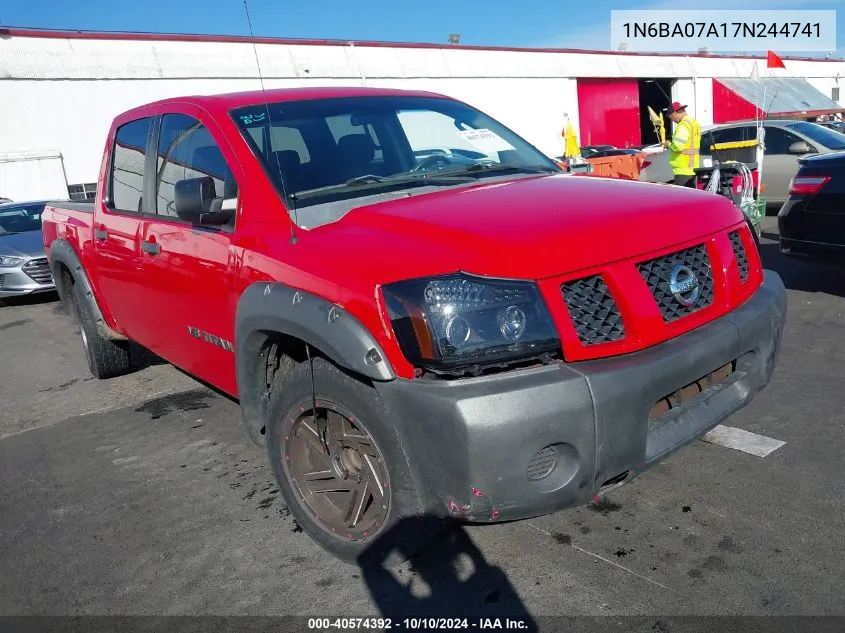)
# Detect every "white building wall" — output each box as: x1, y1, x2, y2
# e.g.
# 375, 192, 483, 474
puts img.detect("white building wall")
1, 32, 844, 191
0, 77, 579, 185
672, 78, 715, 128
